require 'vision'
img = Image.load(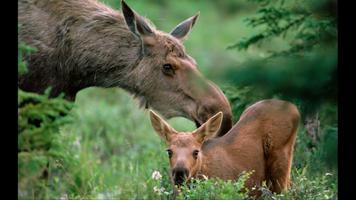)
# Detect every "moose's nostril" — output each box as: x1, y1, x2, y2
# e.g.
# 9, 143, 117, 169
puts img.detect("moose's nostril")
172, 168, 189, 186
